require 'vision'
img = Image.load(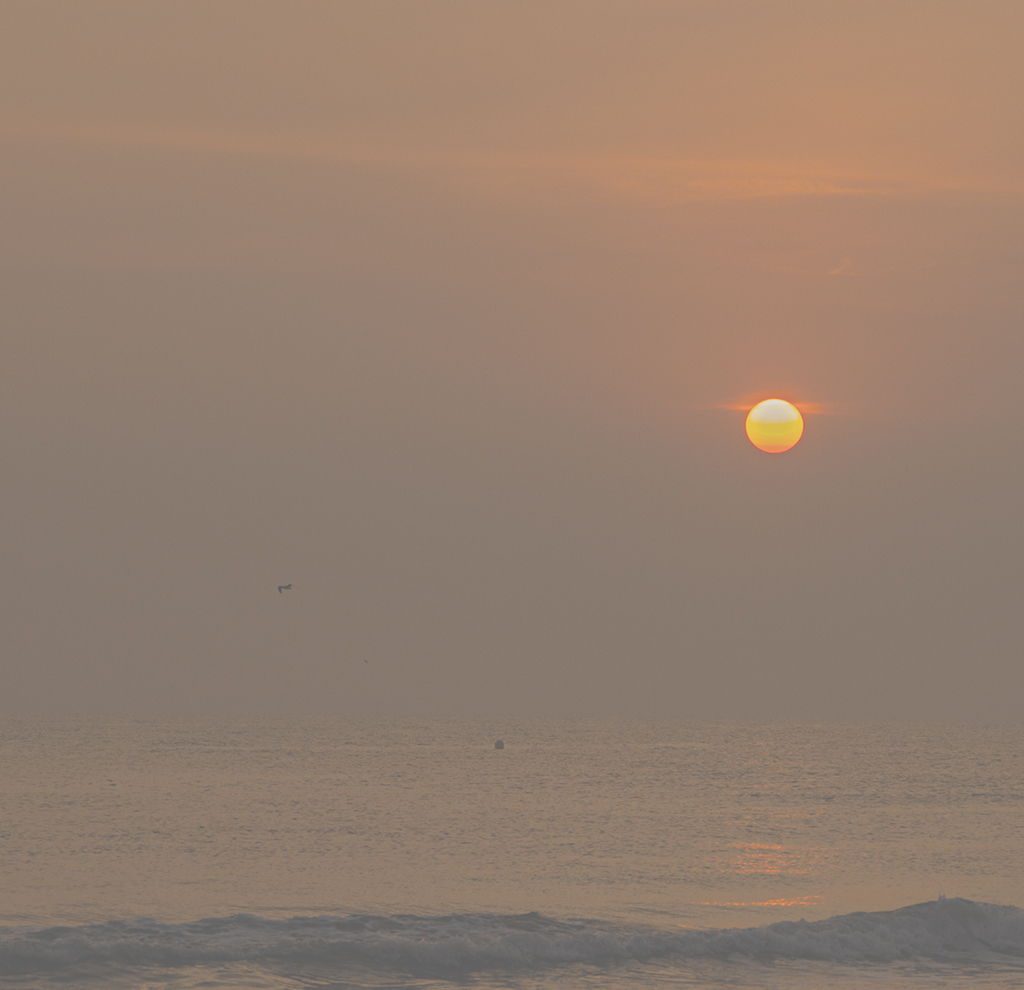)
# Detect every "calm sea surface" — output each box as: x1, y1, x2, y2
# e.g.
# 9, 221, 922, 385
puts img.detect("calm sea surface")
1, 719, 1022, 988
